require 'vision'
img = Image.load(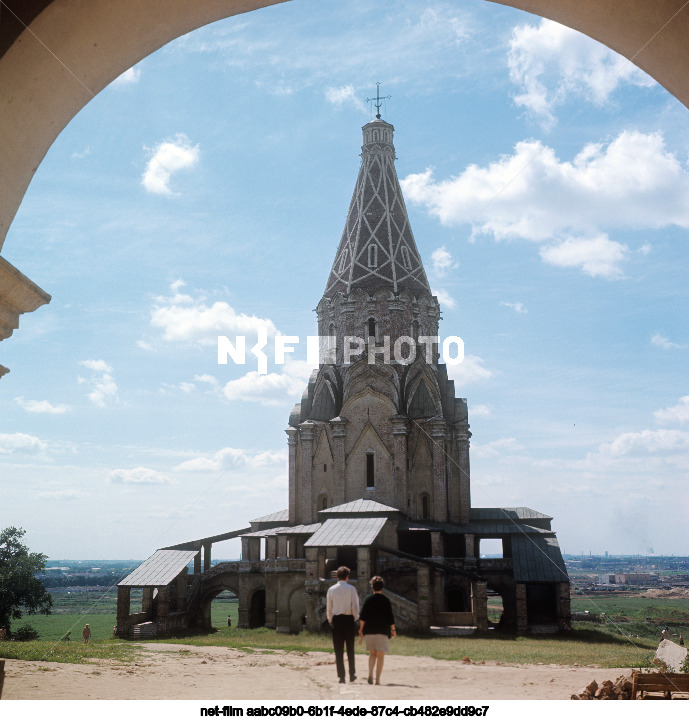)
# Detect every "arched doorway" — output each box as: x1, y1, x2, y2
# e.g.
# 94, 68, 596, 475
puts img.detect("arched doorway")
249, 589, 266, 628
